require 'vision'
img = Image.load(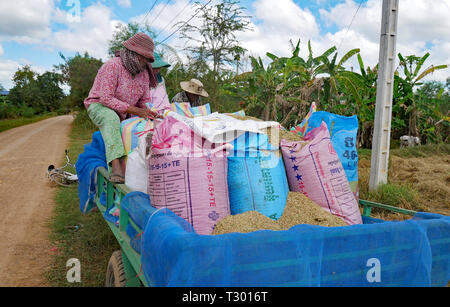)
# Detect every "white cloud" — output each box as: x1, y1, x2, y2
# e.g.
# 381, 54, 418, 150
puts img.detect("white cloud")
47, 4, 123, 60
0, 59, 19, 90
318, 0, 450, 81
238, 0, 320, 59
117, 0, 131, 8
131, 0, 199, 43
0, 0, 53, 43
